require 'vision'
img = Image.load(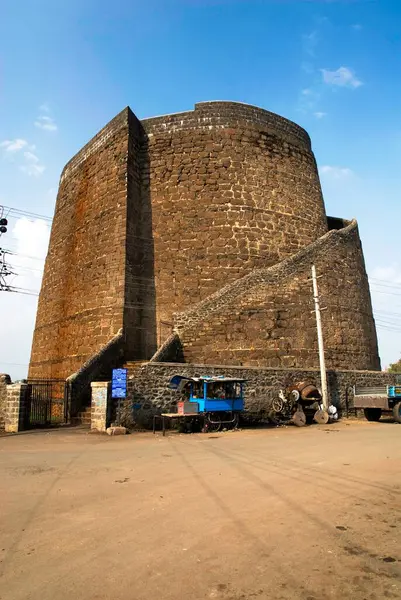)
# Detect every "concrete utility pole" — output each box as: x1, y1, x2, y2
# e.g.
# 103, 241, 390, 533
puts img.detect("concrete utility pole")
311, 265, 329, 411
